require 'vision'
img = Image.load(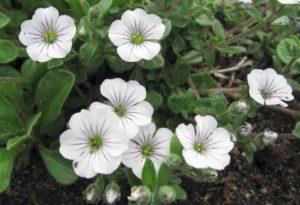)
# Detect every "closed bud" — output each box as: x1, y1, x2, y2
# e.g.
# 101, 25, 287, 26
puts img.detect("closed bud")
167, 154, 182, 169
238, 122, 253, 136
104, 182, 121, 204
263, 130, 278, 145
158, 186, 177, 204
229, 101, 248, 115
128, 186, 151, 205
84, 178, 104, 204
